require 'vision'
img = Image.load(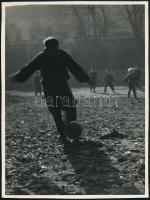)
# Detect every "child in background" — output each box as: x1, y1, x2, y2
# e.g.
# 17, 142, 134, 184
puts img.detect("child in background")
34, 71, 42, 97
88, 66, 97, 93
104, 69, 115, 94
